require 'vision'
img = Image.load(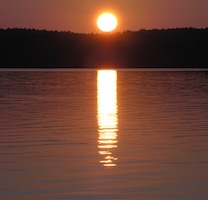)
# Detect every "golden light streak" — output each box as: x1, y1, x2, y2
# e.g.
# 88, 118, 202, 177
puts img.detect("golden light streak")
97, 70, 118, 167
